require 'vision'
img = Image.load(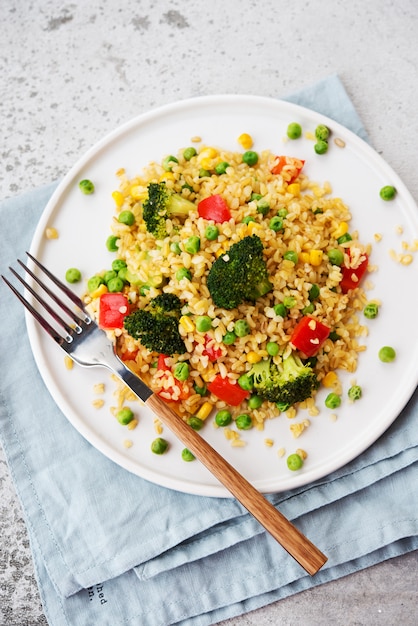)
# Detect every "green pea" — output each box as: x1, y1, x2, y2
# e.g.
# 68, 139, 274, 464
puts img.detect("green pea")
170, 242, 182, 255
308, 284, 320, 301
242, 151, 259, 166
184, 236, 201, 254
314, 140, 328, 155
337, 233, 352, 244
187, 416, 204, 430
327, 248, 344, 266
269, 216, 284, 232
116, 407, 134, 425
196, 315, 212, 332
106, 235, 119, 252
266, 341, 279, 357
215, 409, 232, 427
251, 193, 262, 201
277, 208, 288, 218
162, 155, 178, 171
173, 362, 189, 381
287, 122, 302, 139
287, 453, 303, 471
256, 198, 270, 215
139, 285, 151, 296
380, 185, 397, 201
176, 267, 192, 281
234, 319, 250, 337
283, 250, 298, 264
112, 259, 127, 272
242, 216, 256, 224
87, 275, 104, 293
378, 346, 396, 363
315, 124, 330, 141
183, 147, 197, 161
118, 266, 128, 282
104, 270, 117, 284
118, 210, 135, 226
205, 225, 219, 240
325, 392, 341, 409
223, 331, 237, 345
248, 395, 263, 410
181, 448, 196, 462
65, 268, 81, 284
182, 183, 194, 193
238, 373, 254, 391
151, 437, 169, 455
329, 330, 341, 342
283, 295, 296, 309
348, 385, 362, 401
273, 303, 287, 318
235, 413, 253, 430
79, 179, 95, 194
199, 168, 211, 178
302, 303, 315, 315
107, 276, 125, 293
215, 161, 230, 175
363, 302, 379, 319
193, 382, 207, 397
